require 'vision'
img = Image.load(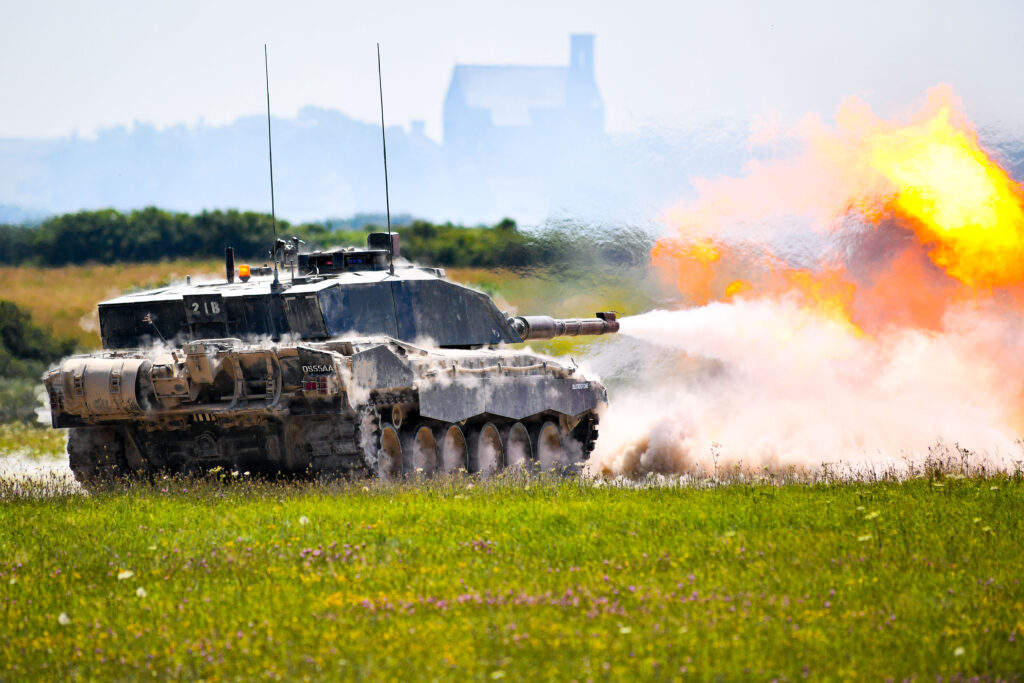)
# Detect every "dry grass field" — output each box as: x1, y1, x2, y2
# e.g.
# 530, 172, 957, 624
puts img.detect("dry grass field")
0, 260, 222, 349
